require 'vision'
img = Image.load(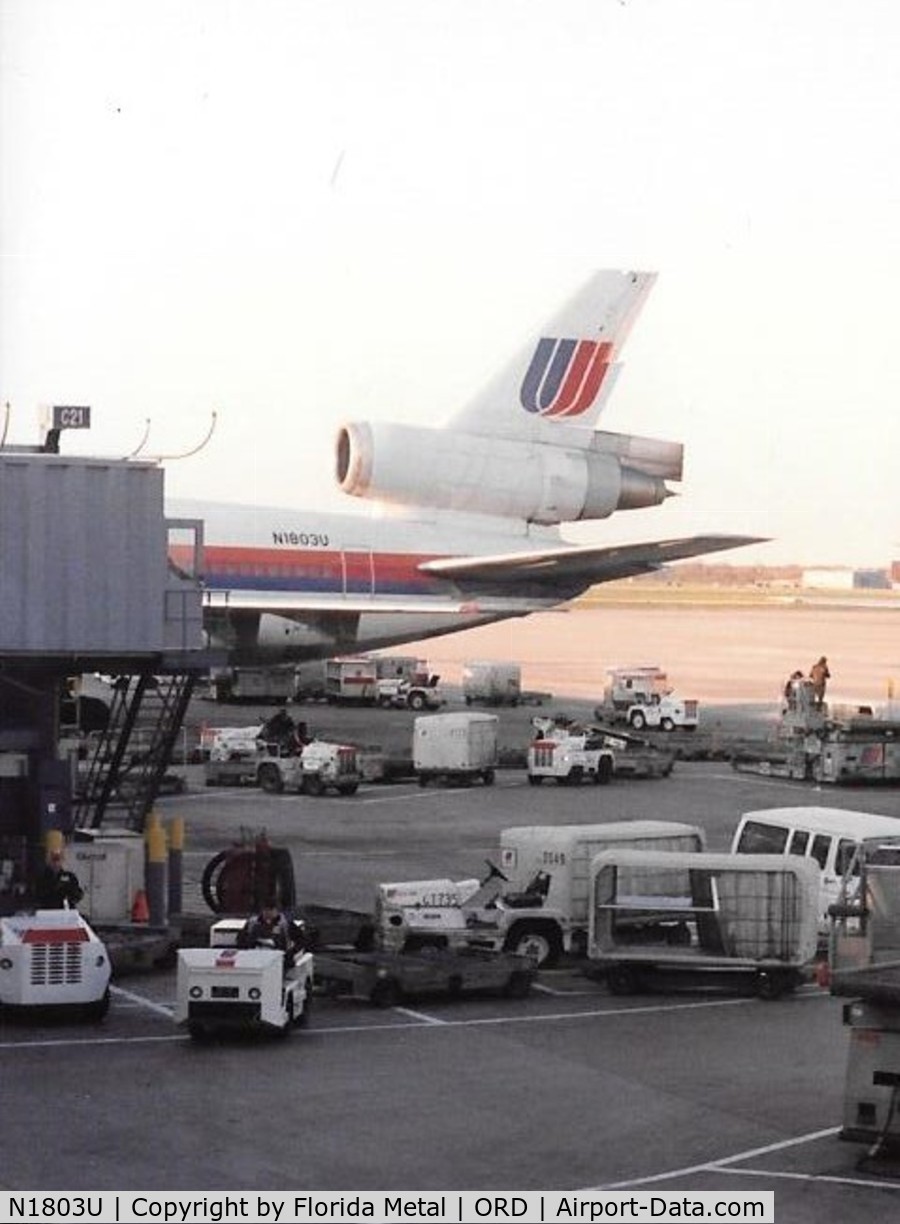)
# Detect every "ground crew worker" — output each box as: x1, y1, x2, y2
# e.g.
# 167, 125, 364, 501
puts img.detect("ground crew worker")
783, 670, 804, 710
237, 901, 305, 973
810, 656, 831, 705
238, 901, 291, 951
261, 707, 296, 751
35, 847, 84, 909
